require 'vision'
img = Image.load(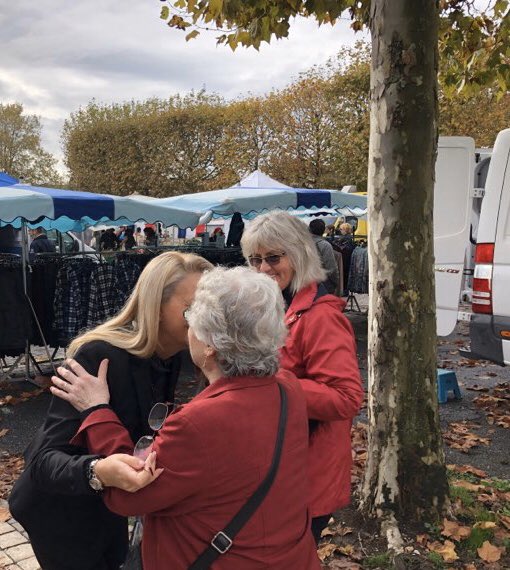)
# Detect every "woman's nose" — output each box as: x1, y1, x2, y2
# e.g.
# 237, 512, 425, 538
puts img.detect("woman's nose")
259, 259, 272, 272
